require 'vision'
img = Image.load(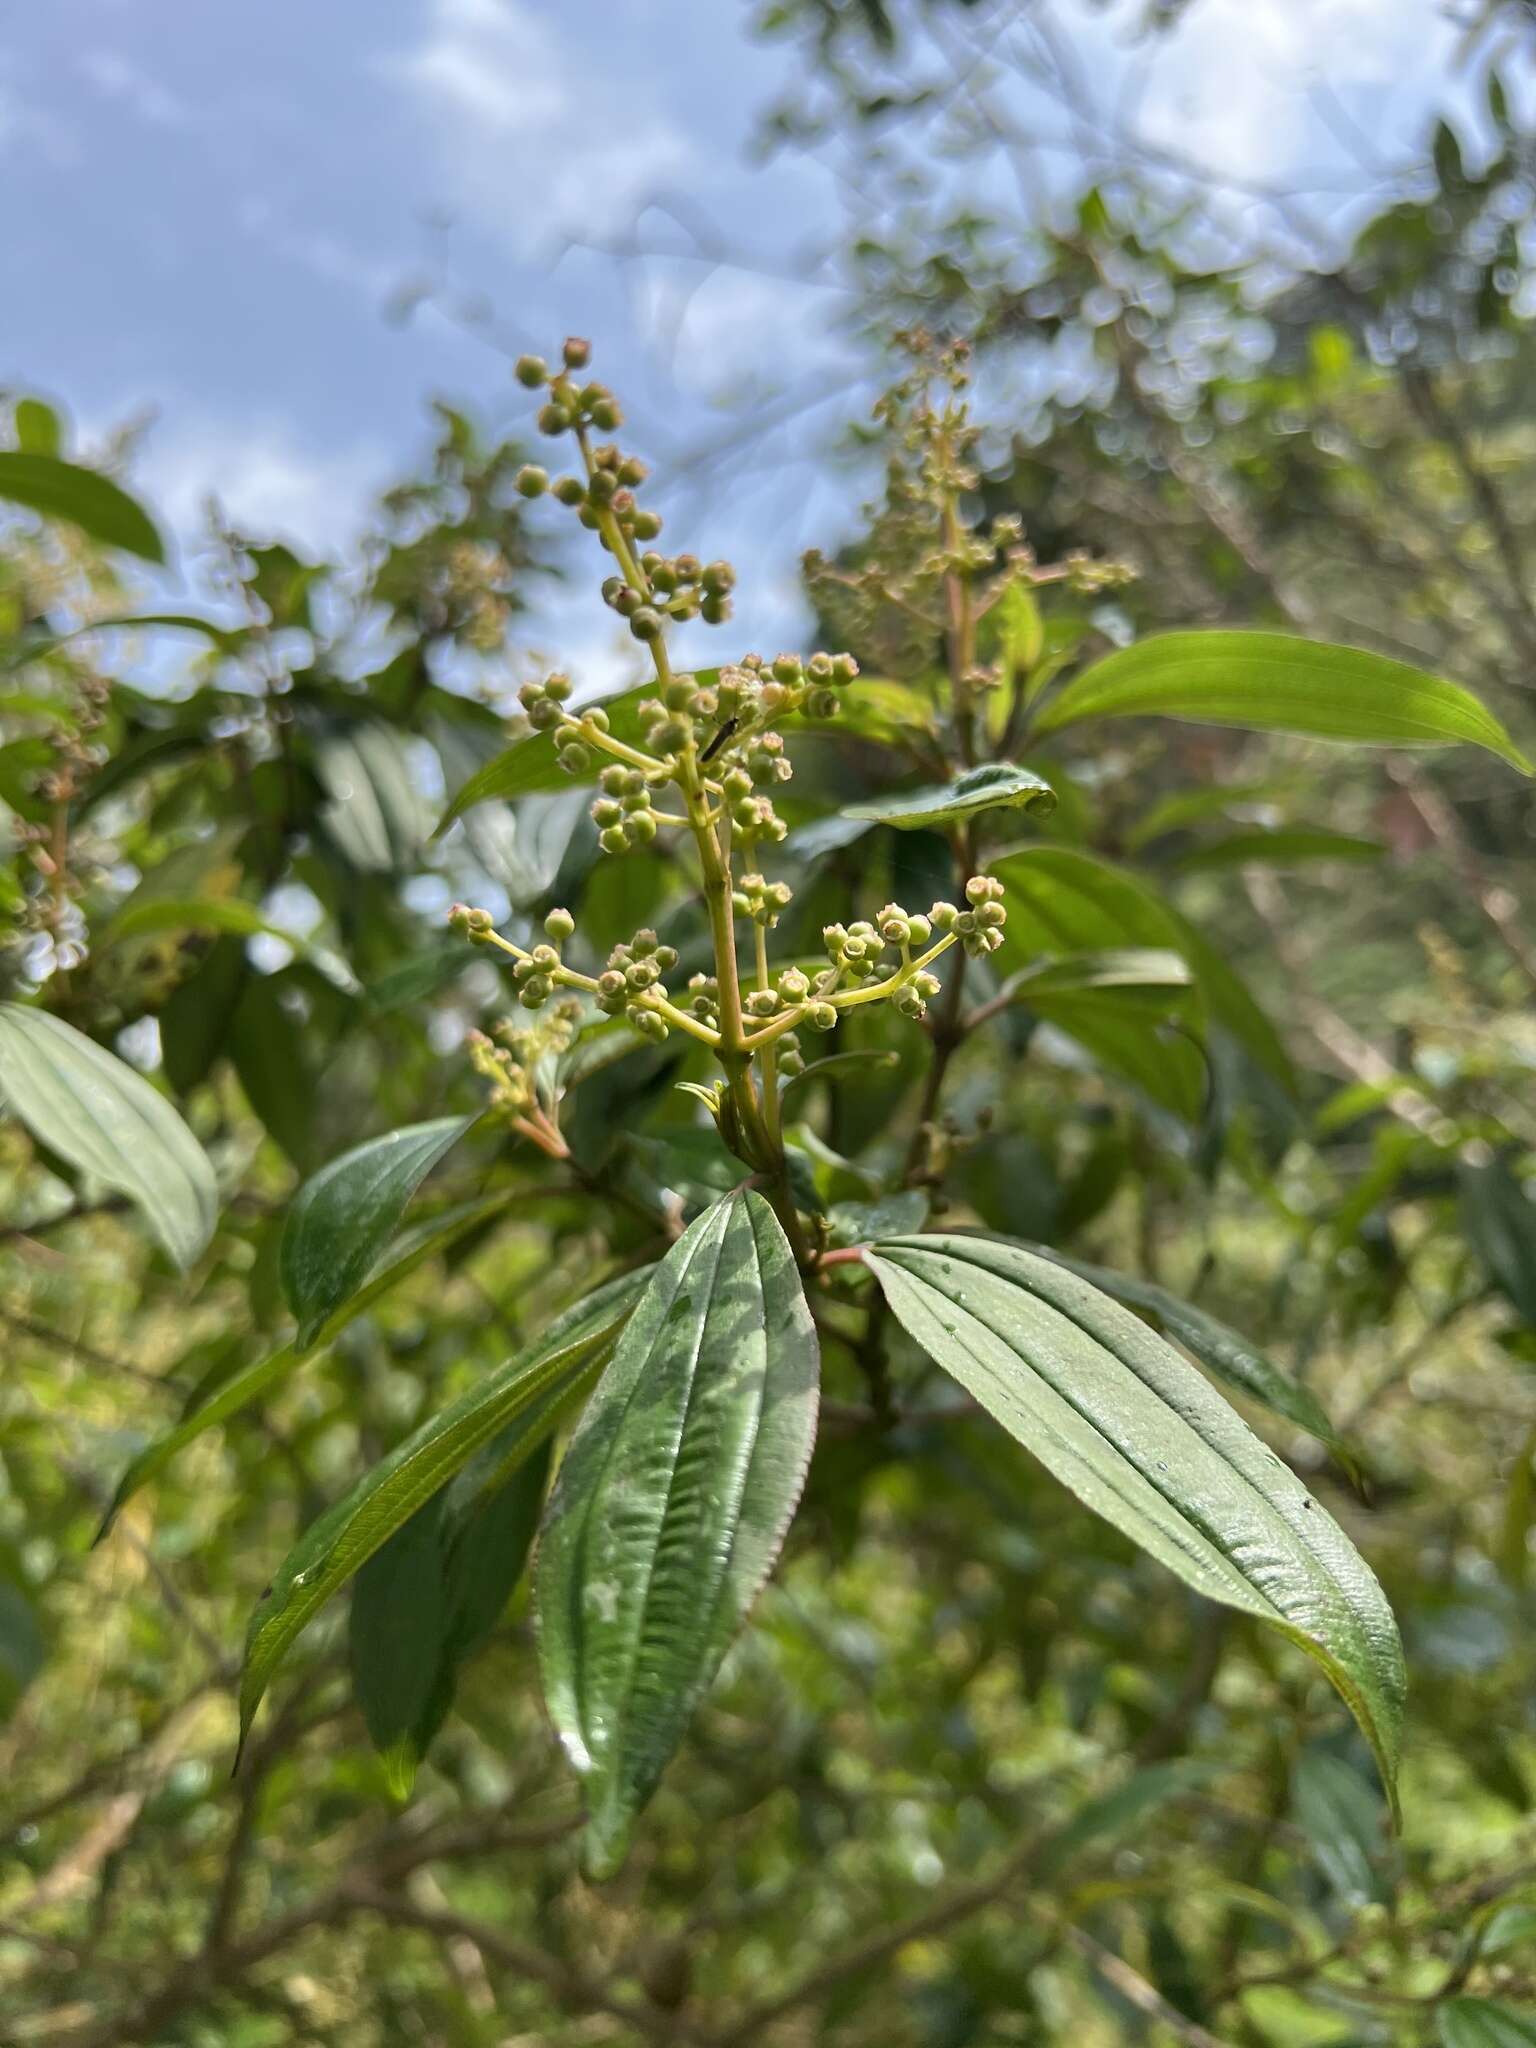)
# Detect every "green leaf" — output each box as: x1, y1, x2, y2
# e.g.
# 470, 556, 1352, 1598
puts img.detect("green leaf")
1170, 826, 1385, 873
160, 937, 249, 1094
97, 1194, 514, 1537
238, 1267, 650, 1754
1003, 947, 1193, 1004
1438, 1999, 1536, 2048
0, 1543, 45, 1719
317, 726, 434, 873
13, 398, 62, 457
1460, 1156, 1536, 1325
0, 451, 165, 562
1033, 631, 1533, 774
349, 1493, 450, 1797
355, 1436, 555, 1792
1028, 1246, 1354, 1467
0, 1003, 216, 1269
843, 761, 1056, 831
228, 976, 318, 1171
1291, 1748, 1388, 1906
861, 1233, 1405, 1815
990, 845, 1294, 1092
536, 1192, 820, 1878
281, 1117, 476, 1347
